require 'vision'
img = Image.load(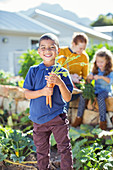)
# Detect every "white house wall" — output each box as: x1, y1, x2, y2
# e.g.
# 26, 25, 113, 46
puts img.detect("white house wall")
32, 15, 79, 46
0, 34, 32, 73
0, 34, 25, 71
32, 15, 109, 47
